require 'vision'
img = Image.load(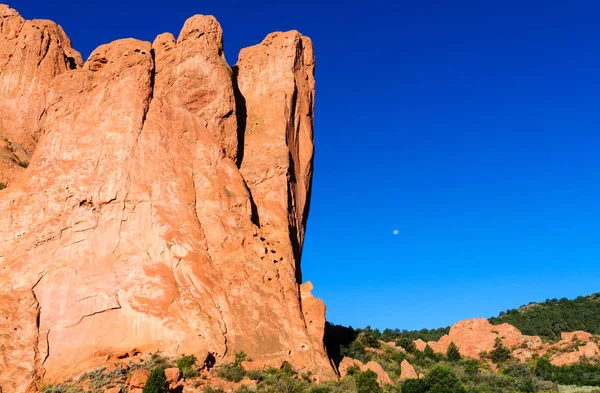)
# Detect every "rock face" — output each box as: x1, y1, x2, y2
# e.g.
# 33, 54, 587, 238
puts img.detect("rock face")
0, 5, 334, 392
422, 318, 541, 359
400, 359, 418, 381
416, 319, 599, 367
0, 4, 82, 185
338, 357, 392, 385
